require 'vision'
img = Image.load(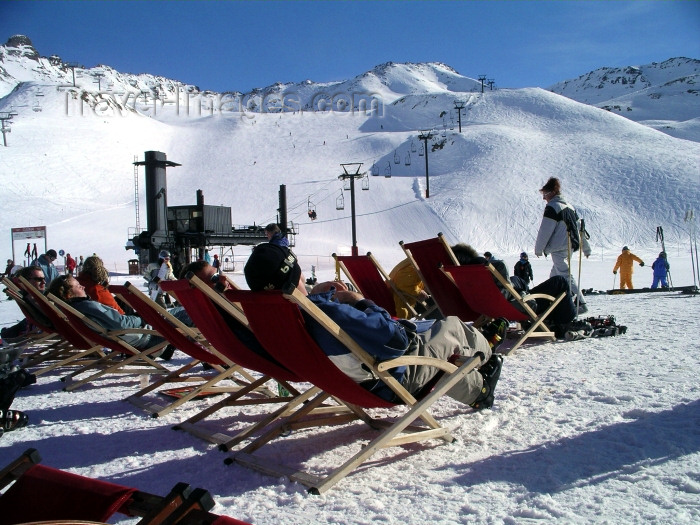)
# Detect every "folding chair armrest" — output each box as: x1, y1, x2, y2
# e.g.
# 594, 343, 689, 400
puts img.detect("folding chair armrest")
376, 356, 459, 374
525, 293, 558, 302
